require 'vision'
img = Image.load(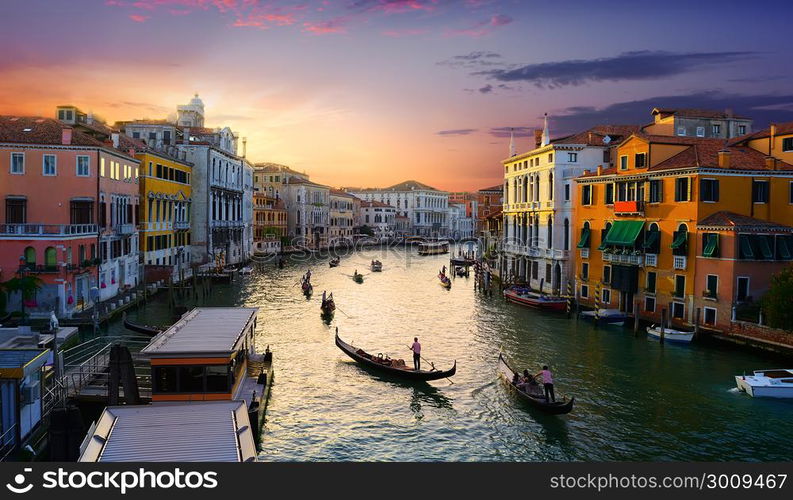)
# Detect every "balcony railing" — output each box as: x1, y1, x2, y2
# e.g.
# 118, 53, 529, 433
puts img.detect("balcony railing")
117, 223, 136, 234
18, 264, 60, 274
614, 200, 644, 215
580, 248, 590, 259
673, 255, 687, 270
645, 253, 658, 267
603, 252, 644, 266
174, 220, 190, 230
0, 223, 98, 237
